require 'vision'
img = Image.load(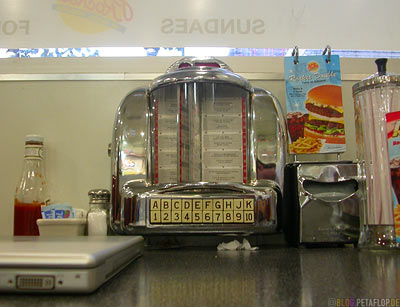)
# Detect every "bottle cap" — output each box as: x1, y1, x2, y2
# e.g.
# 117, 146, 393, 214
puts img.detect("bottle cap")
25, 135, 44, 144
